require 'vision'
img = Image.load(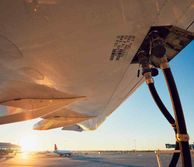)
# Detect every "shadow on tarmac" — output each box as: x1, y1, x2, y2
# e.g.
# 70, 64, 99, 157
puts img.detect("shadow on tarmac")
72, 155, 143, 167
